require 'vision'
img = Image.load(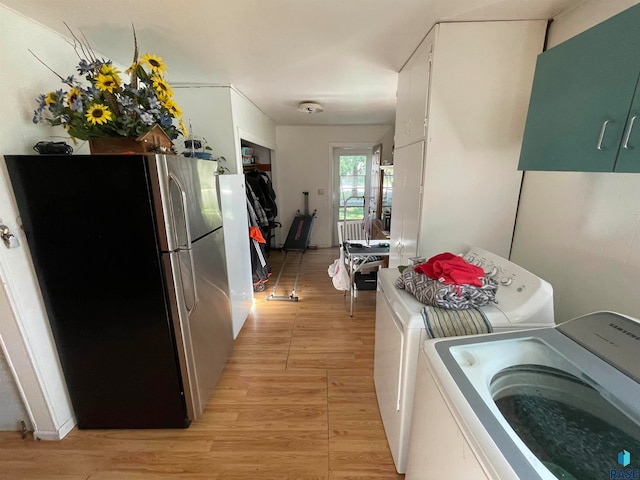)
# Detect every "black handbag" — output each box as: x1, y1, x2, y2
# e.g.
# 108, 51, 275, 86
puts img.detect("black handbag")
33, 141, 73, 154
